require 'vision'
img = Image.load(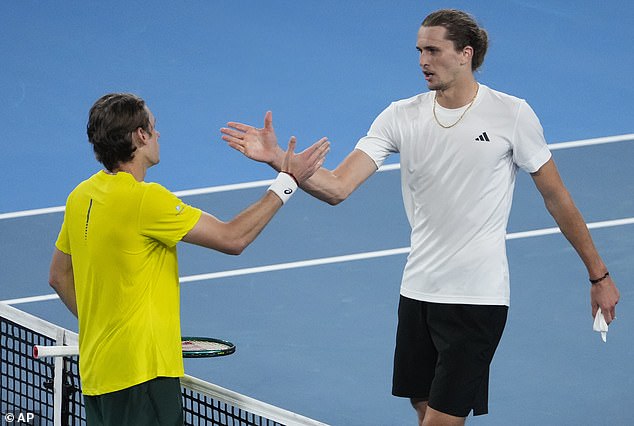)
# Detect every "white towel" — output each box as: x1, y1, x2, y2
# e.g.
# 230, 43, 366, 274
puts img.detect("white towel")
593, 308, 609, 342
